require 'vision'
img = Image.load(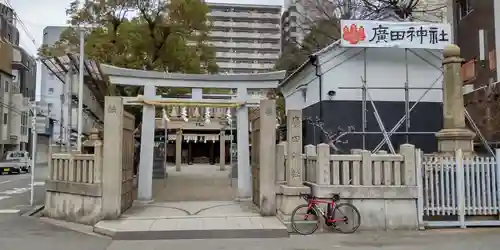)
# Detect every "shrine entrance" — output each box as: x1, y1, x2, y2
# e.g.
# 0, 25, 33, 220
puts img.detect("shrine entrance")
100, 64, 285, 204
